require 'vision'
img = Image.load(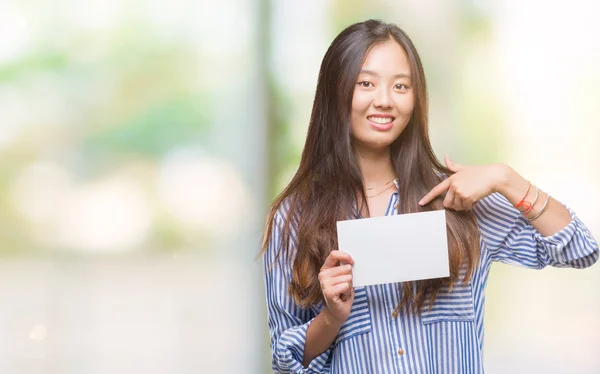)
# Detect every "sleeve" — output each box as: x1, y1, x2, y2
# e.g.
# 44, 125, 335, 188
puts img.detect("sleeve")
473, 192, 599, 269
263, 213, 332, 373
